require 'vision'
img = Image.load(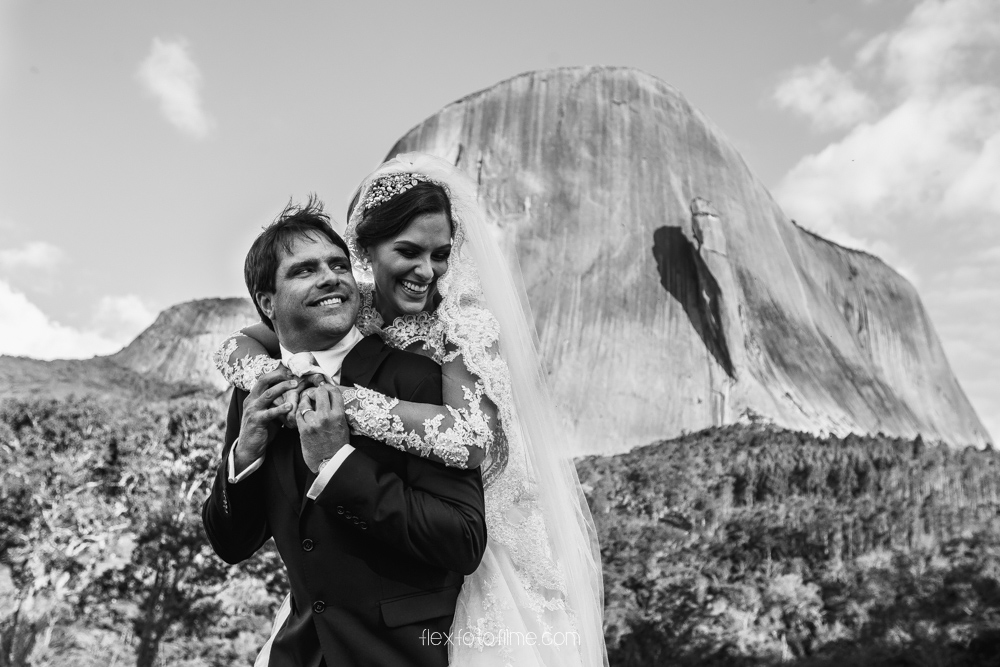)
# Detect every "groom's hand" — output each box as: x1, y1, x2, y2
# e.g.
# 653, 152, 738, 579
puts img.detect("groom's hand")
236, 368, 298, 473
278, 372, 331, 429
297, 382, 350, 472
